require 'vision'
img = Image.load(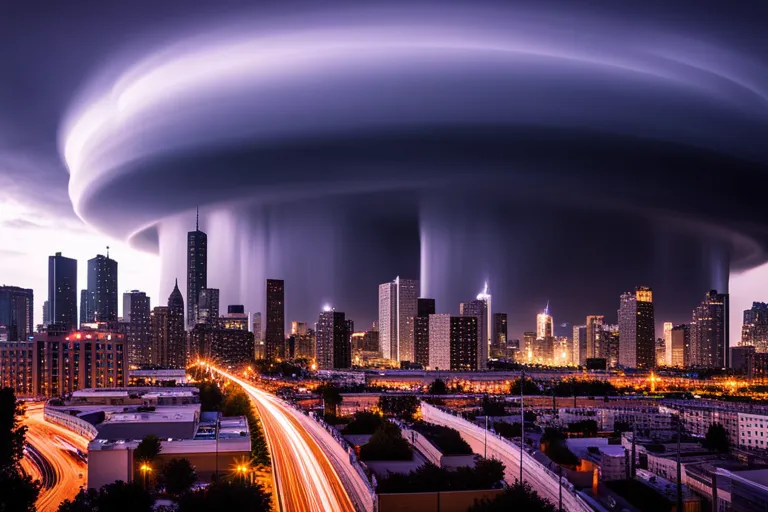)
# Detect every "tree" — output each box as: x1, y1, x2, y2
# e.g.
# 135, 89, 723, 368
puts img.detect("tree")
134, 434, 162, 463
58, 481, 154, 512
703, 423, 730, 453
378, 395, 419, 420
160, 458, 197, 496
199, 382, 224, 412
176, 479, 271, 511
614, 420, 632, 435
481, 395, 506, 417
360, 422, 413, 461
428, 379, 447, 395
343, 411, 386, 435
0, 387, 40, 512
469, 482, 556, 512
222, 389, 252, 417
510, 378, 541, 395
493, 421, 522, 439
315, 384, 343, 418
